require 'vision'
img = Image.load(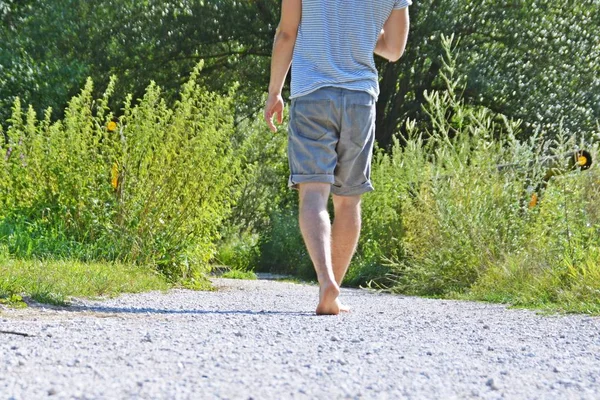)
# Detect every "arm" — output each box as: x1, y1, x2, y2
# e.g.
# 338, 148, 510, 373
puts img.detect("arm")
374, 7, 410, 62
264, 0, 301, 132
